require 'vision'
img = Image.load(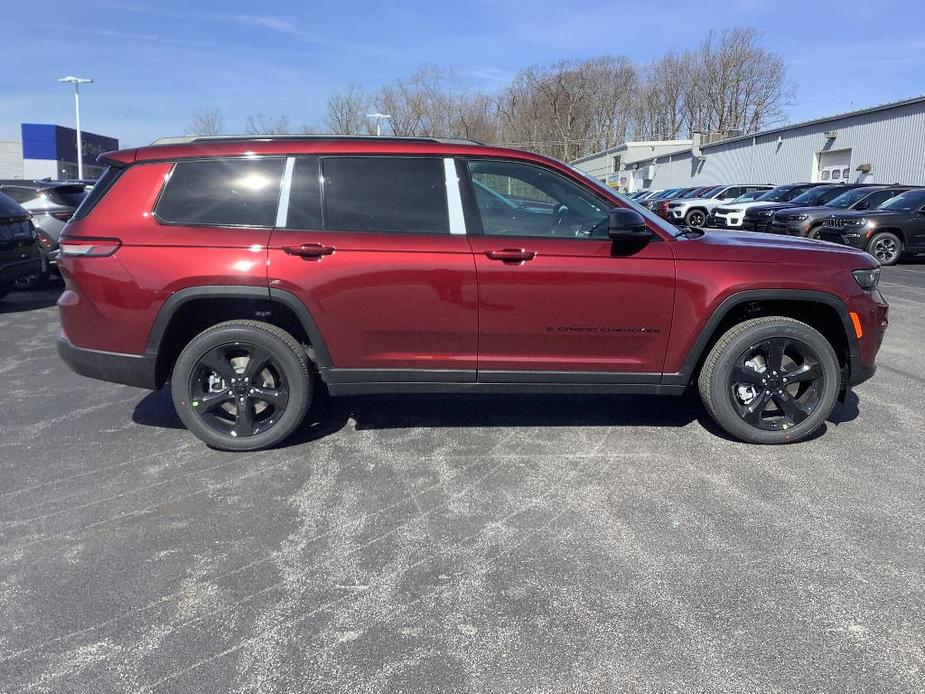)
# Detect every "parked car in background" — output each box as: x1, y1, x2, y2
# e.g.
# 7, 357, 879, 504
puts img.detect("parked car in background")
771, 186, 911, 238
0, 192, 43, 300
707, 183, 827, 229
741, 184, 873, 233
0, 180, 88, 287
666, 184, 773, 228
818, 188, 925, 265
640, 188, 682, 210
654, 186, 718, 220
